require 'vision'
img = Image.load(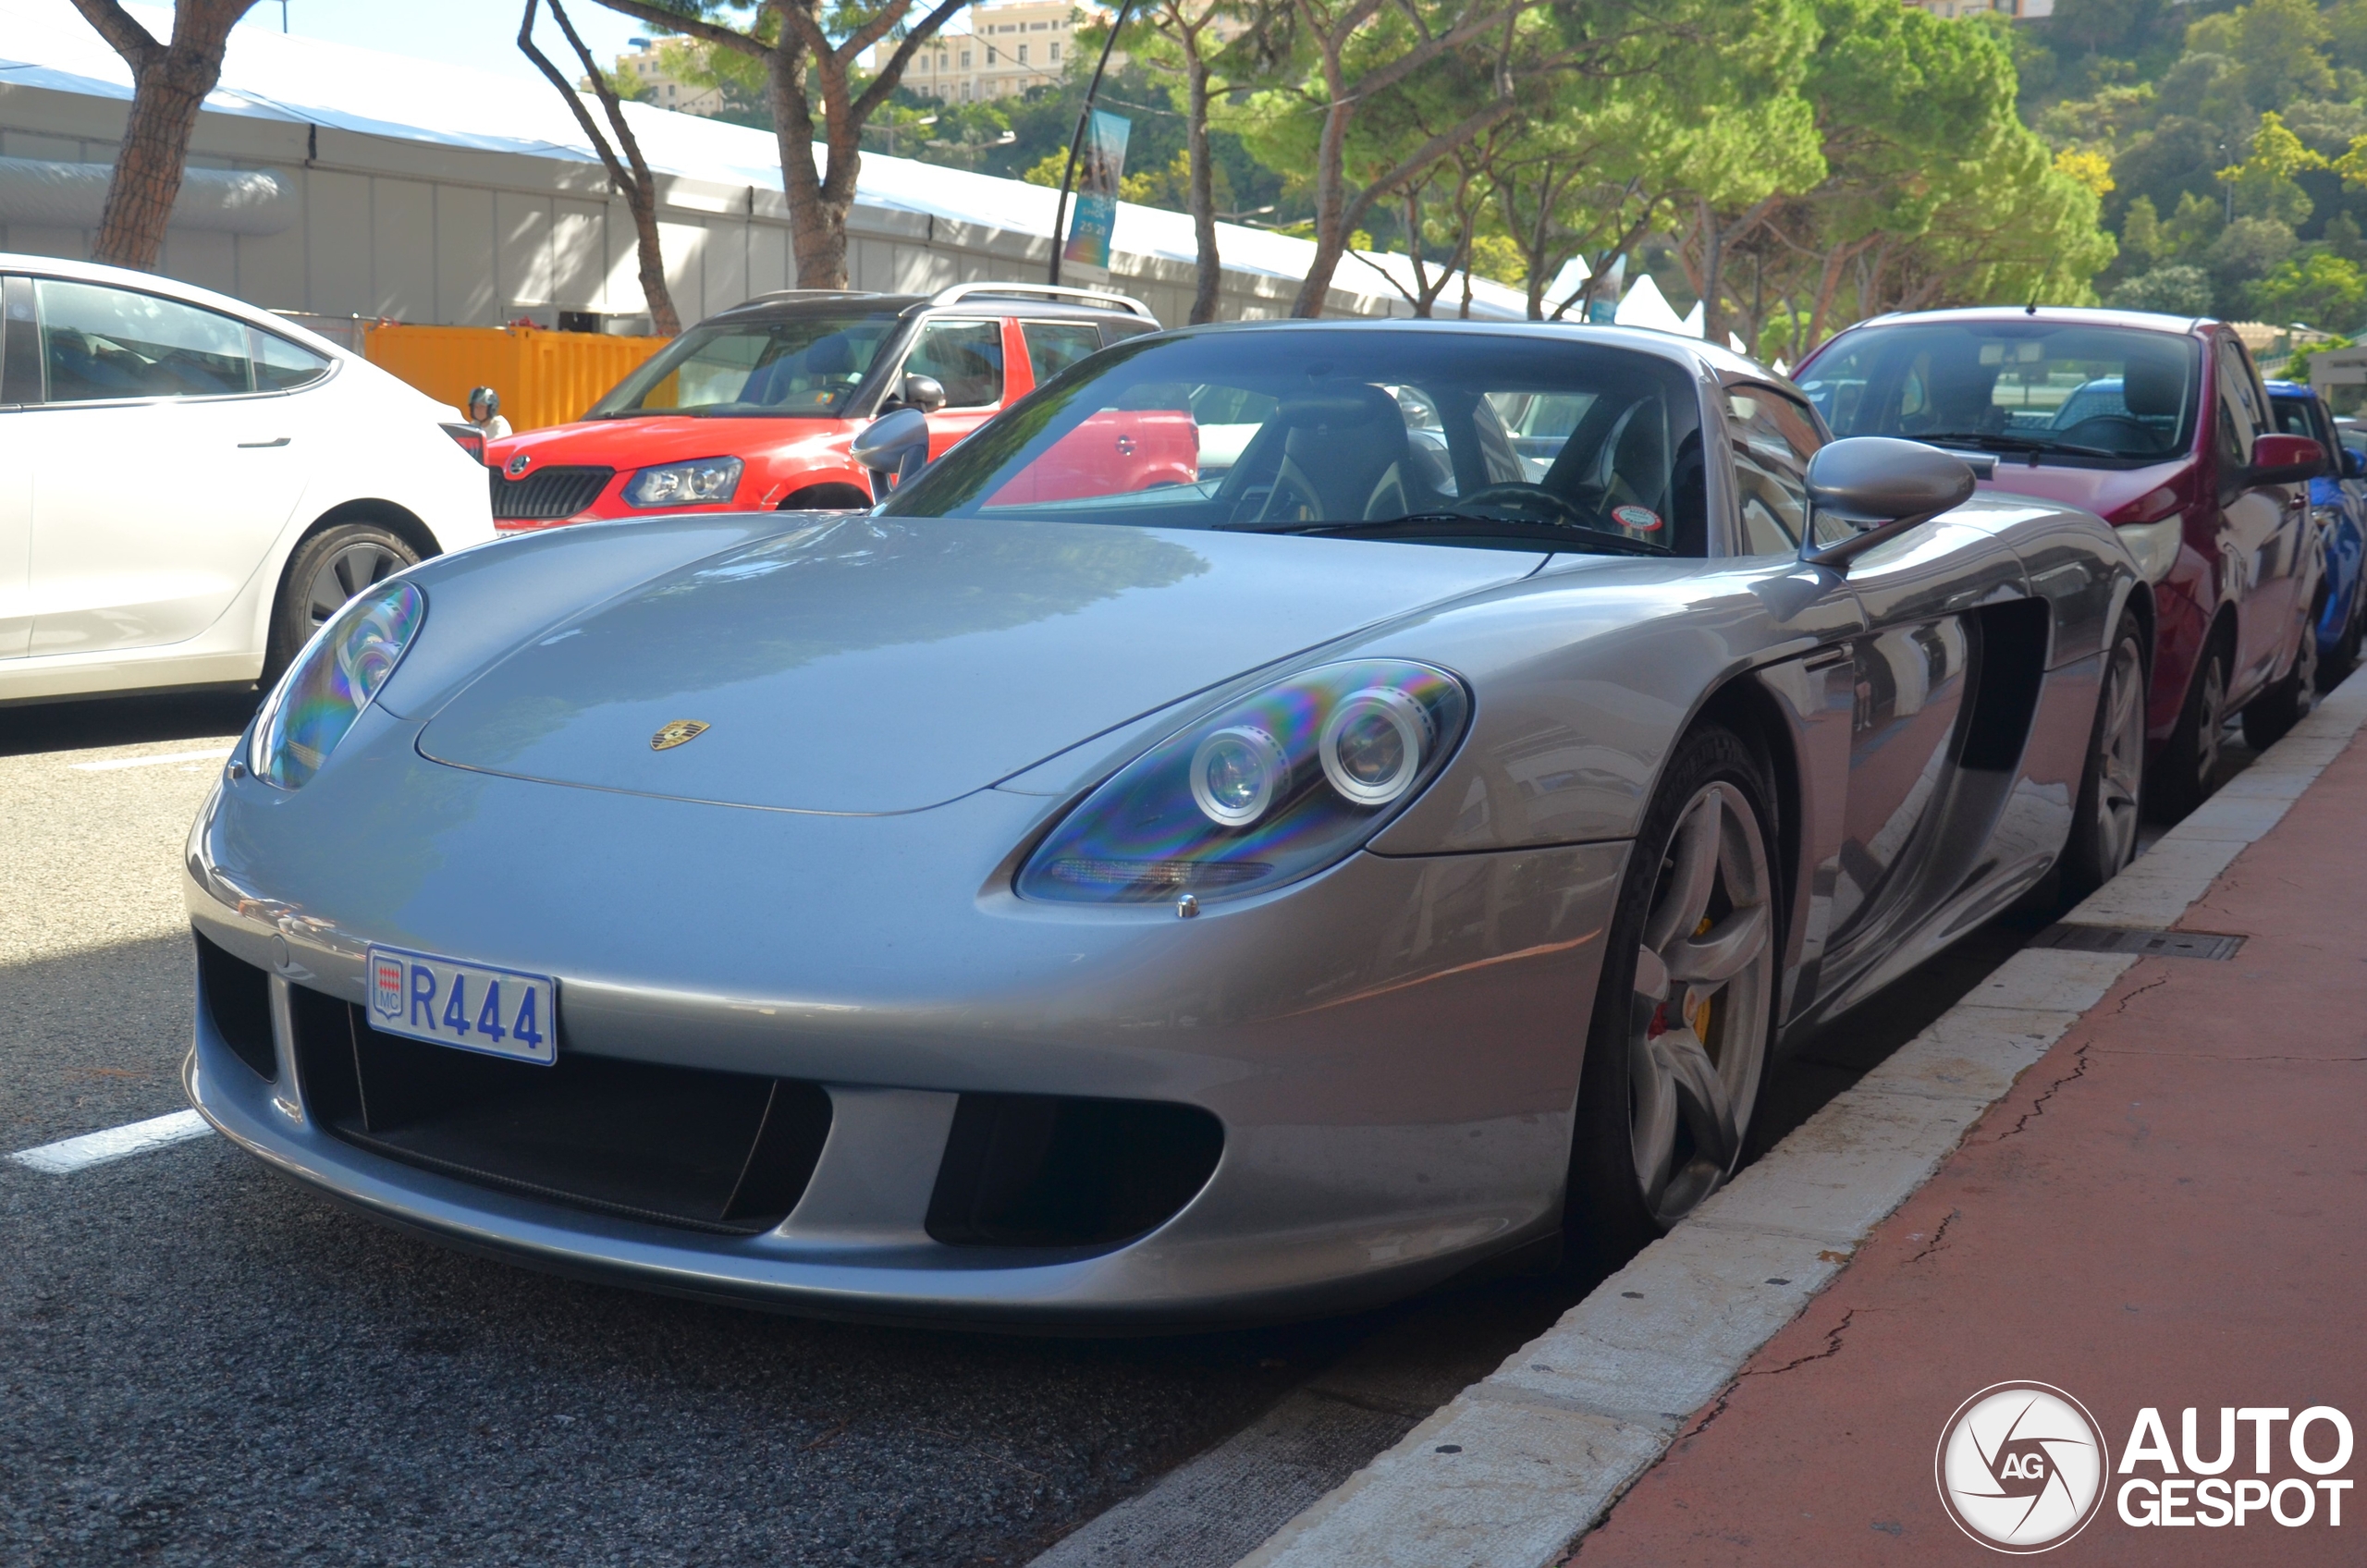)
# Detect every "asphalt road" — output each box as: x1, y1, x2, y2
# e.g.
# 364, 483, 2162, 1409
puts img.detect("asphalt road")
0, 687, 2257, 1567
